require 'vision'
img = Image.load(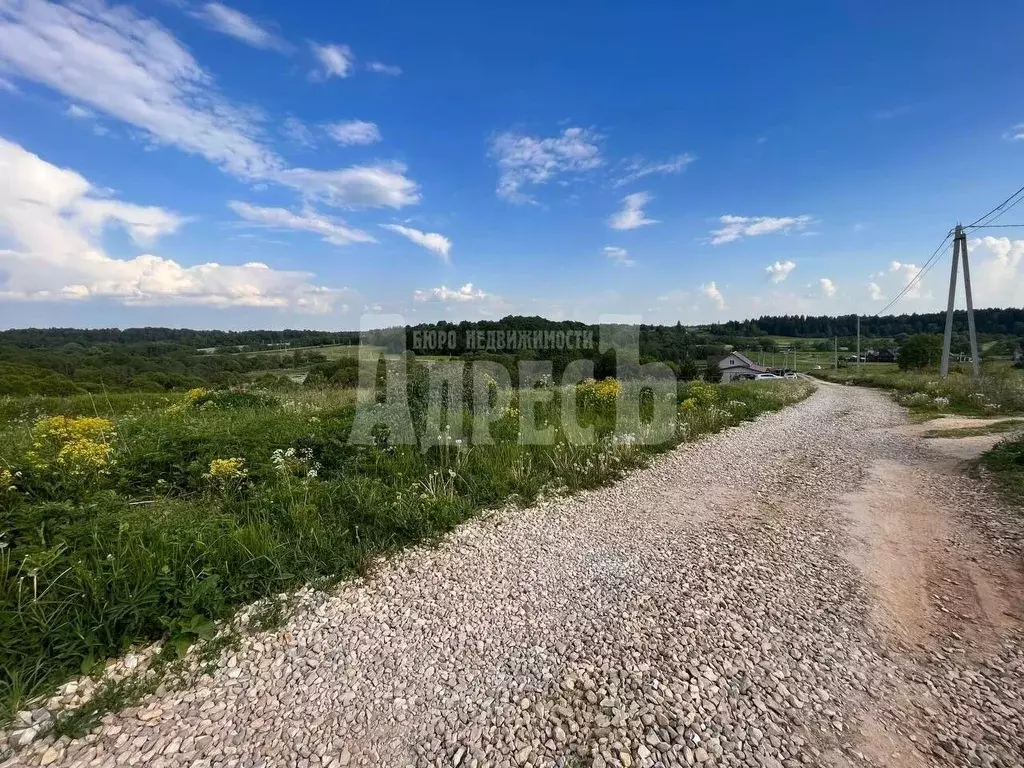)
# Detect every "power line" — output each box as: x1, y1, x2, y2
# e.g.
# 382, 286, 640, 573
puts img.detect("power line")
966, 184, 1024, 228
872, 182, 1023, 318
874, 231, 953, 317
